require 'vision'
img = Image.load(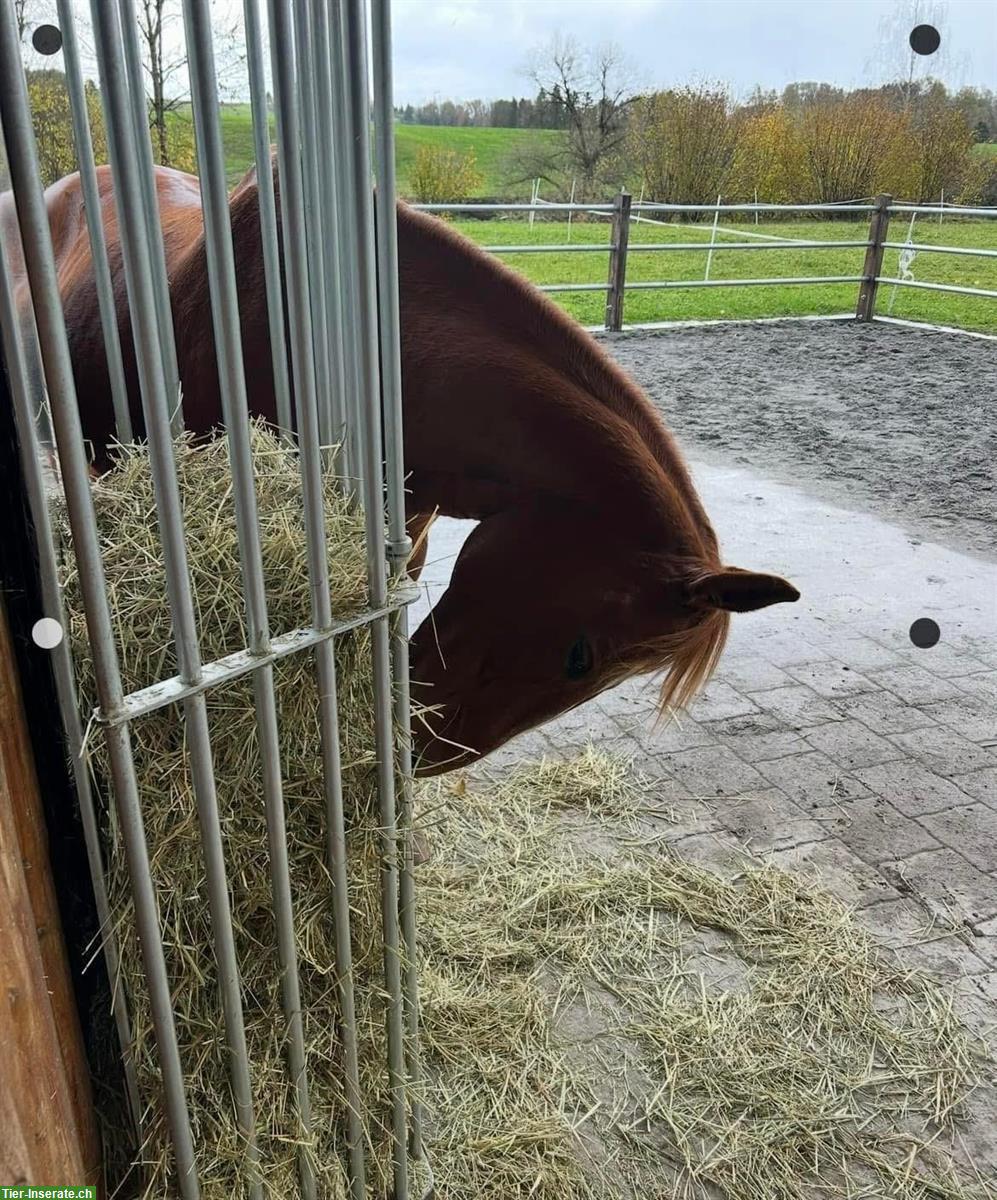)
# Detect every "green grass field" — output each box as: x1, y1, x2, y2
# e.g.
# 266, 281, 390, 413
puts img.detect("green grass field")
179, 107, 559, 194
452, 216, 997, 333
166, 107, 995, 332
394, 124, 560, 197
